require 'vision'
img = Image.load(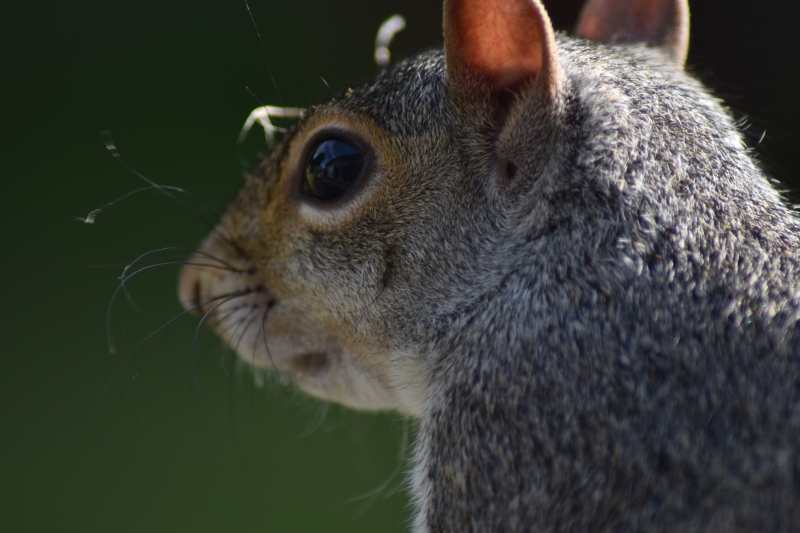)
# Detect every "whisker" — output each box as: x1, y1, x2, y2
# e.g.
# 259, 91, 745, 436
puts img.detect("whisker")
99, 131, 242, 253
141, 325, 220, 423
77, 185, 193, 225
243, 0, 283, 107
260, 309, 284, 384
232, 311, 262, 360
114, 278, 241, 336
224, 311, 264, 386
346, 417, 410, 517
221, 316, 258, 481
381, 418, 412, 498
100, 131, 220, 229
191, 304, 246, 371
123, 246, 244, 277
232, 309, 267, 425
297, 401, 330, 439
107, 256, 249, 354
189, 292, 254, 399
95, 290, 251, 412
216, 305, 253, 373
126, 322, 219, 401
